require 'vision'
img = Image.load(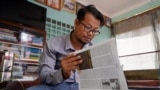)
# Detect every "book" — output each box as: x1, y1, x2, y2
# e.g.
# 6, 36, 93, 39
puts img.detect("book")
31, 37, 43, 46
24, 47, 41, 60
77, 50, 93, 70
